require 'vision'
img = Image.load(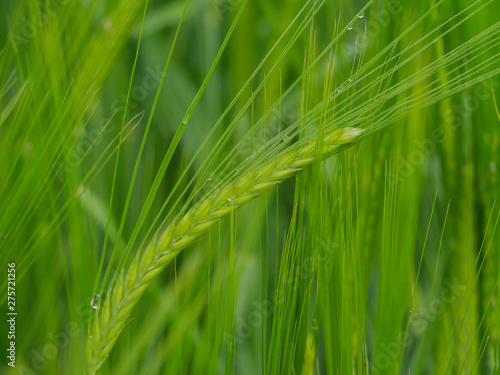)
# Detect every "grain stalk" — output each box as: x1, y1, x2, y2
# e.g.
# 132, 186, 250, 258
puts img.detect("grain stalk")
86, 126, 364, 373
